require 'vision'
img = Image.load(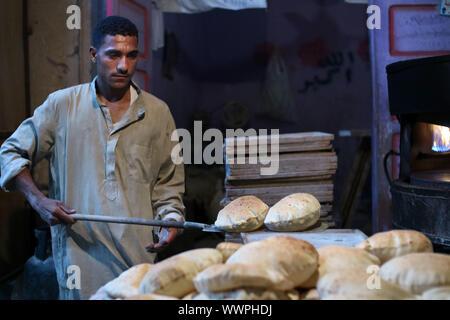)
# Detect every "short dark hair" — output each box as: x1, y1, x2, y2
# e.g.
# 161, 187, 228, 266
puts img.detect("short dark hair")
92, 16, 138, 48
